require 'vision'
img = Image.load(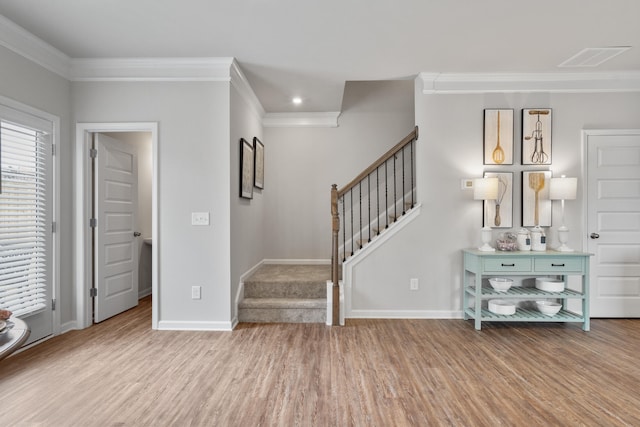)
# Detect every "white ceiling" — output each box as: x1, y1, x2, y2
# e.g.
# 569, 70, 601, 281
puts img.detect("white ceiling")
0, 0, 638, 113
